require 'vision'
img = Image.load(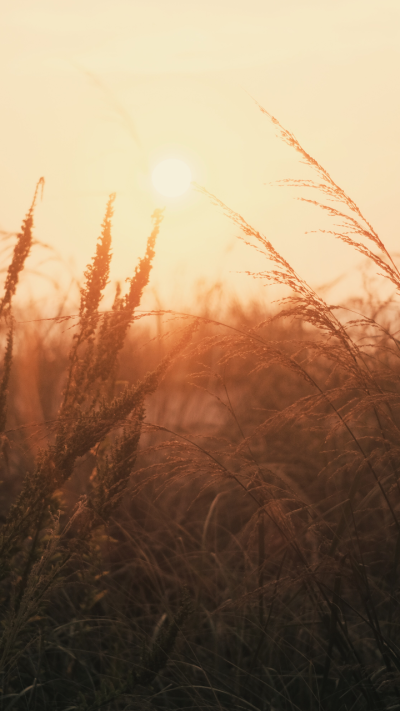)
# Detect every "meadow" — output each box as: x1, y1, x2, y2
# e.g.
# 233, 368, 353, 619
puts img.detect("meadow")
1, 108, 400, 710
